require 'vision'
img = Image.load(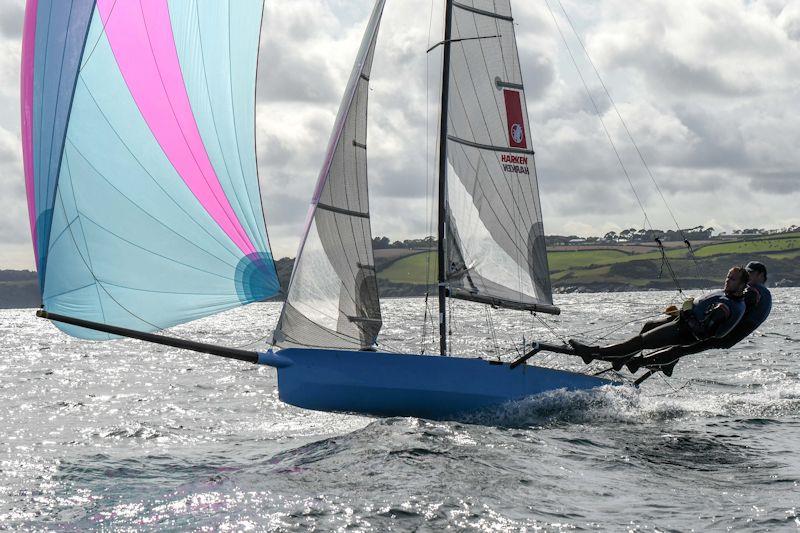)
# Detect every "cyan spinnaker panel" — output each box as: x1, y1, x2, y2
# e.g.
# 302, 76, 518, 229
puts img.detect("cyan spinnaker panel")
169, 1, 270, 254
22, 0, 96, 287
21, 0, 278, 339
